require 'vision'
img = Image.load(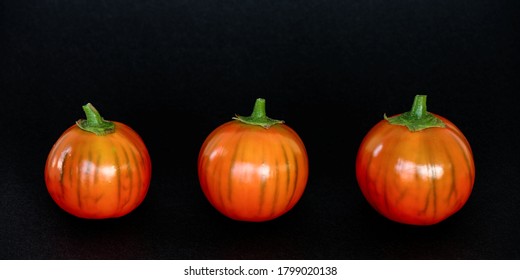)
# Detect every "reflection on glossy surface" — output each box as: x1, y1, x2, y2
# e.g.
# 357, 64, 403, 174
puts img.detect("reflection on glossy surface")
395, 159, 445, 181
